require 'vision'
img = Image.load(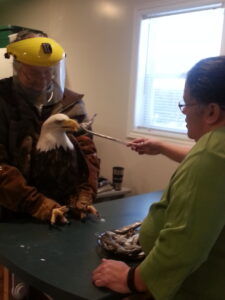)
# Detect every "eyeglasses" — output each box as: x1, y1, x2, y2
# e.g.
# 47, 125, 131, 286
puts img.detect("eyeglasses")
178, 101, 199, 113
178, 101, 225, 113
